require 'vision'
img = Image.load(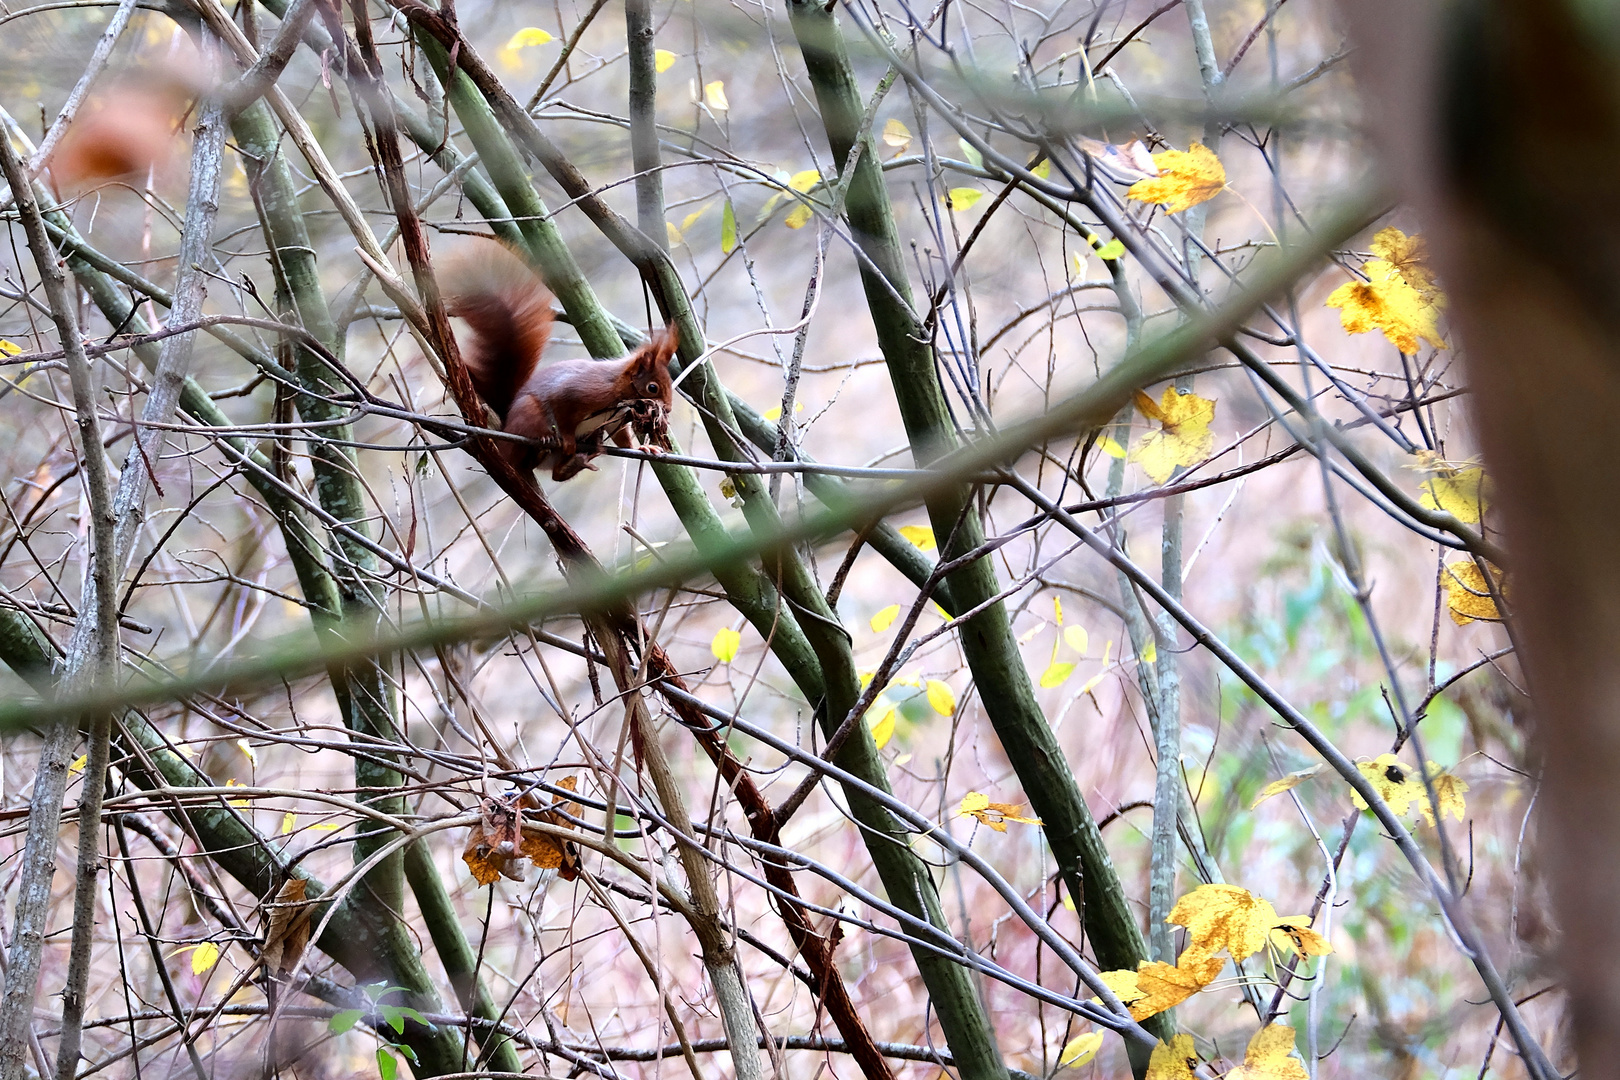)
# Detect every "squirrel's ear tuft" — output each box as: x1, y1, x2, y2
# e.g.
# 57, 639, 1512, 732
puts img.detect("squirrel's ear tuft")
631, 324, 680, 370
